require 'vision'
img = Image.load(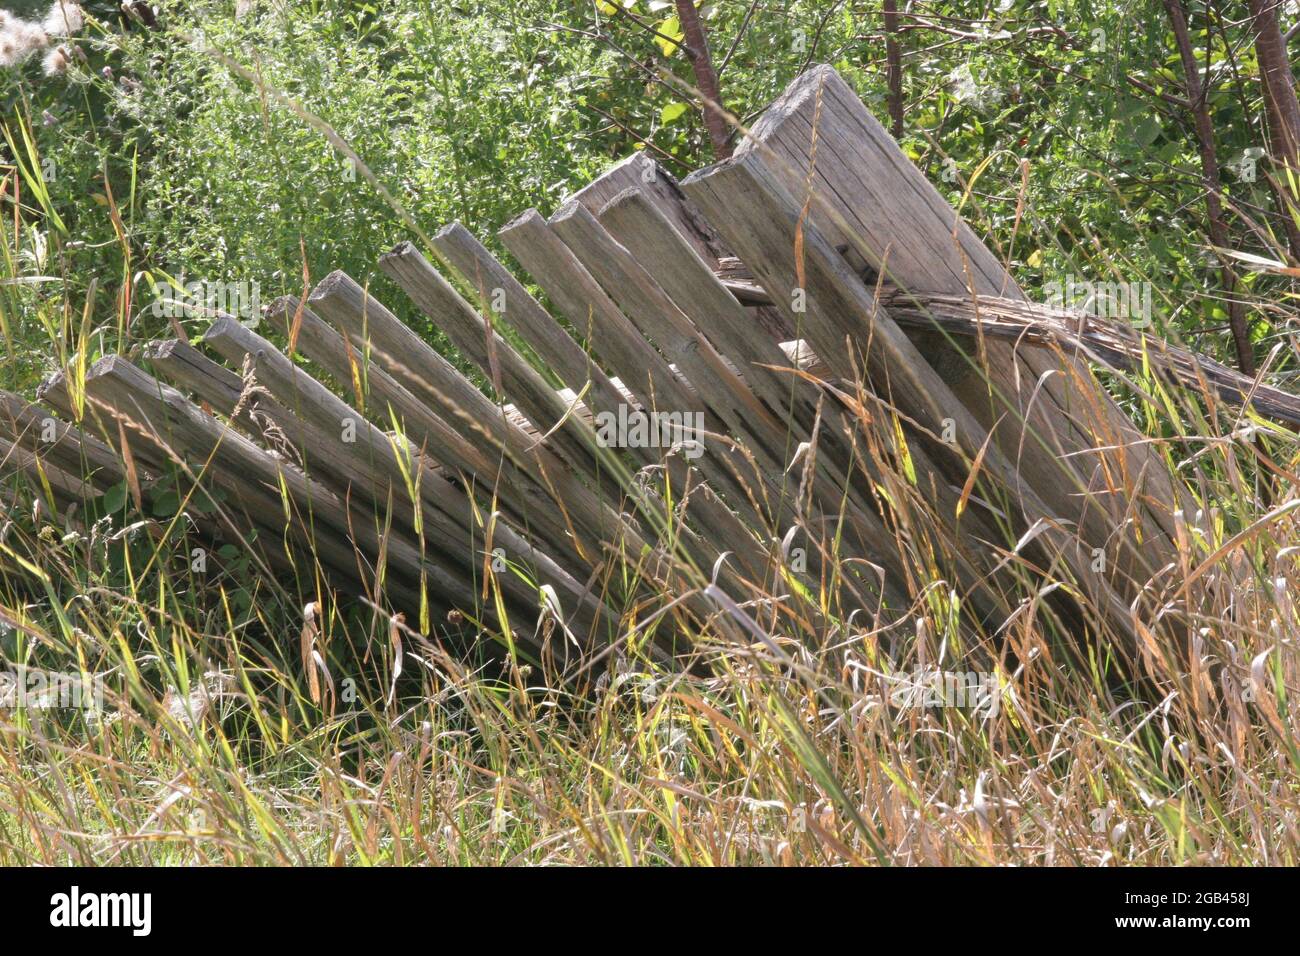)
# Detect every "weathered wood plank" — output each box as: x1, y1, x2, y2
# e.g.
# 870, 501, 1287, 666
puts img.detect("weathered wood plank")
78, 354, 439, 625
725, 64, 1185, 592
550, 200, 787, 464
280, 285, 620, 575
144, 338, 427, 522
0, 390, 126, 490
565, 152, 725, 266
296, 277, 725, 652
253, 303, 624, 650
303, 274, 615, 554
723, 277, 1300, 428
304, 273, 673, 579
499, 210, 717, 444
500, 208, 844, 599
875, 292, 1300, 429
0, 434, 105, 508
143, 336, 457, 605
596, 188, 824, 435
198, 319, 575, 645
551, 198, 912, 612
433, 222, 628, 432
203, 316, 618, 659
431, 222, 767, 586
379, 242, 608, 485
682, 149, 1149, 647
570, 153, 795, 340
594, 185, 1019, 617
